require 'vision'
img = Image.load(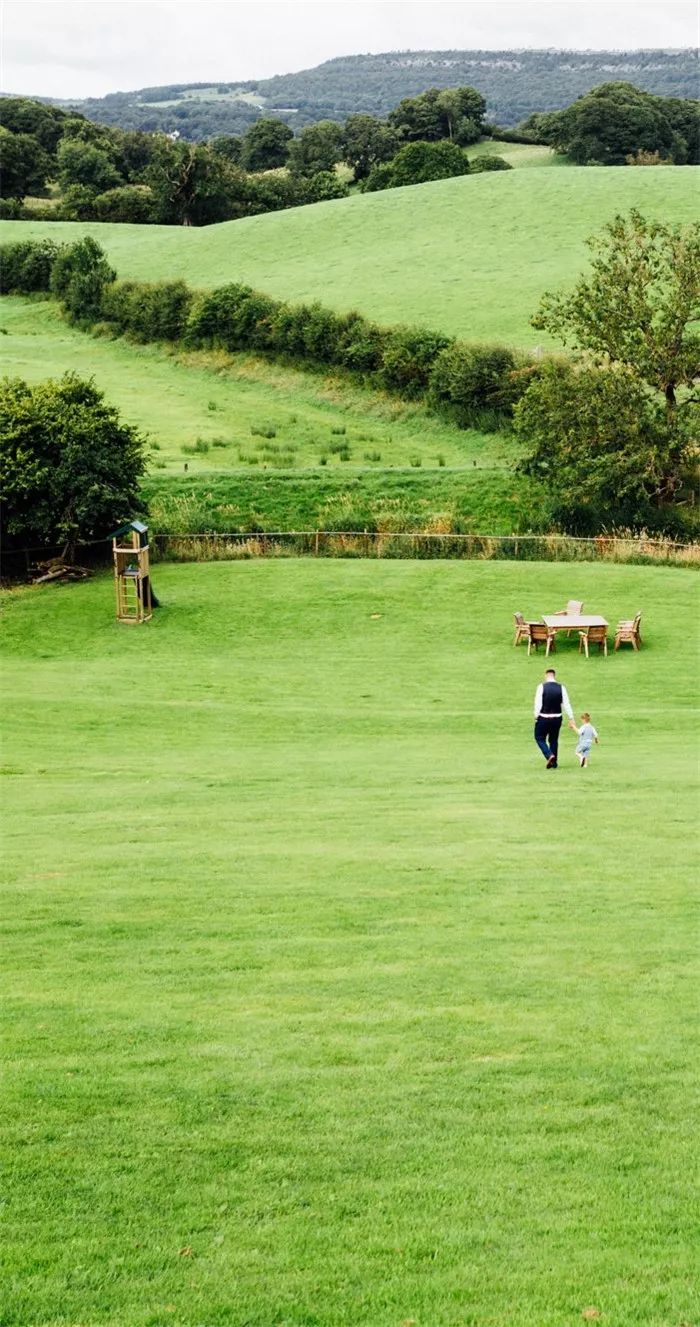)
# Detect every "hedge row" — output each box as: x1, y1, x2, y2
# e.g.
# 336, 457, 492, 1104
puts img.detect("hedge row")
0, 237, 542, 428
